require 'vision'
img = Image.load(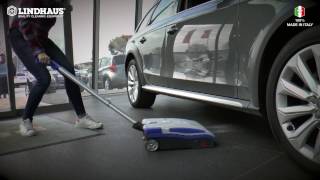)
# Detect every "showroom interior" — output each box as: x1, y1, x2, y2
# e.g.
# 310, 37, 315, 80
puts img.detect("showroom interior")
0, 0, 153, 117
0, 0, 318, 179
